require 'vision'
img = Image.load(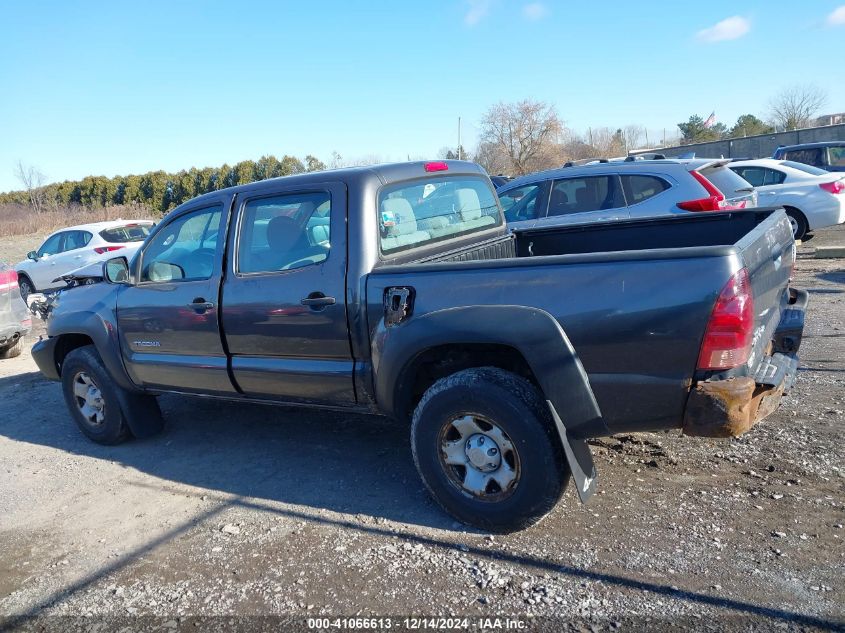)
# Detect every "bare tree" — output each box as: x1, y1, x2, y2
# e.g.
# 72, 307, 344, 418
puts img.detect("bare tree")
475, 100, 565, 175
623, 125, 646, 151
768, 84, 828, 131
15, 160, 47, 214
